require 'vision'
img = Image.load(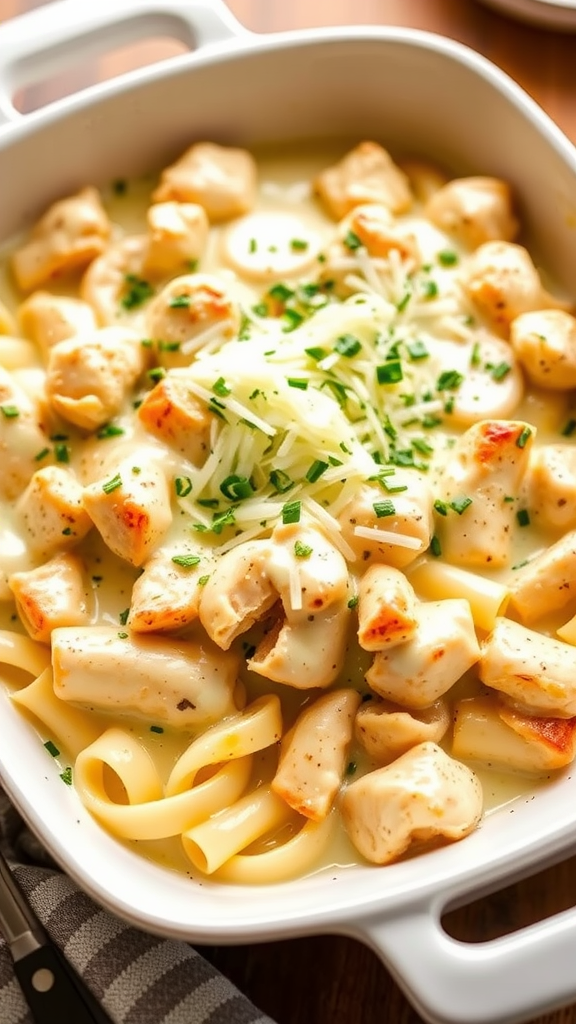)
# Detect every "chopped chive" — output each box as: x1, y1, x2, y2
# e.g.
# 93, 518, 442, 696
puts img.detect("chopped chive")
377, 361, 403, 385
150, 725, 164, 734
157, 340, 181, 352
60, 767, 73, 785
197, 574, 211, 586
117, 632, 129, 639
334, 334, 362, 357
220, 474, 254, 500
197, 497, 219, 508
346, 761, 357, 776
491, 362, 511, 381
436, 370, 464, 391
373, 499, 396, 518
54, 443, 70, 464
140, 338, 153, 348
282, 500, 301, 524
61, 527, 72, 536
211, 507, 237, 534
450, 496, 472, 515
305, 460, 329, 483
172, 554, 201, 567
406, 339, 428, 360
248, 238, 257, 254
34, 447, 50, 462
287, 377, 308, 389
328, 456, 343, 467
119, 608, 129, 625
0, 405, 19, 418
175, 476, 192, 498
305, 346, 328, 361
268, 283, 294, 303
396, 292, 411, 313
516, 426, 532, 449
121, 274, 154, 310
96, 423, 125, 439
421, 279, 438, 299
212, 377, 231, 397
169, 294, 191, 309
282, 309, 304, 332
290, 238, 309, 251
294, 540, 313, 558
430, 535, 442, 557
434, 499, 448, 516
44, 740, 60, 757
382, 480, 408, 494
269, 469, 294, 493
516, 508, 530, 527
562, 419, 576, 437
512, 559, 529, 570
112, 178, 127, 195
438, 249, 458, 266
148, 367, 166, 384
102, 473, 122, 494
347, 596, 359, 609
252, 302, 269, 317
343, 229, 362, 251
